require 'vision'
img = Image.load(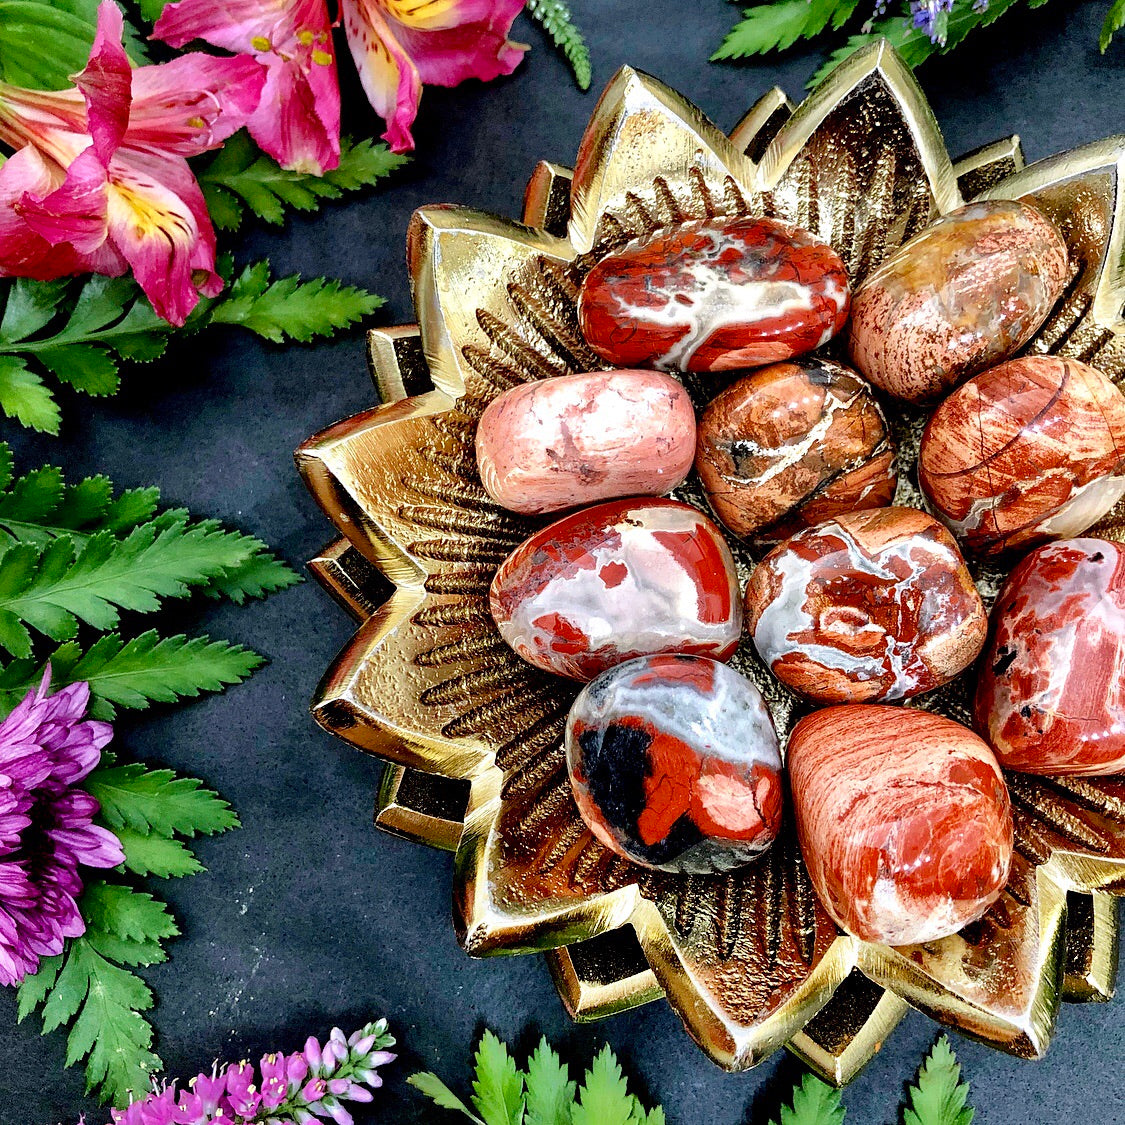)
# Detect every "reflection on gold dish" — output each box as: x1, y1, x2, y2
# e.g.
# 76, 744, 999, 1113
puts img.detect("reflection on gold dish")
298, 43, 1125, 1083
